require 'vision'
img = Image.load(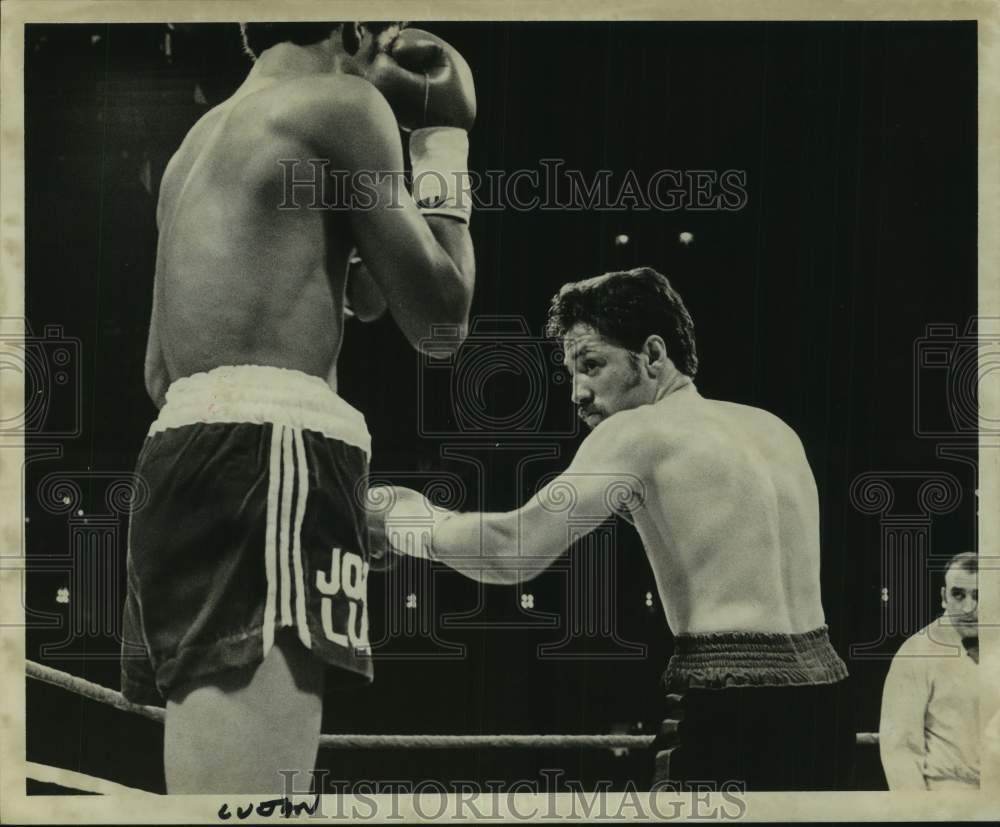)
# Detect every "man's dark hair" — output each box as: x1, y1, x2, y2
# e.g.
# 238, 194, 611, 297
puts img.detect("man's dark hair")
545, 266, 699, 377
239, 23, 341, 60
945, 551, 978, 576
239, 22, 403, 61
